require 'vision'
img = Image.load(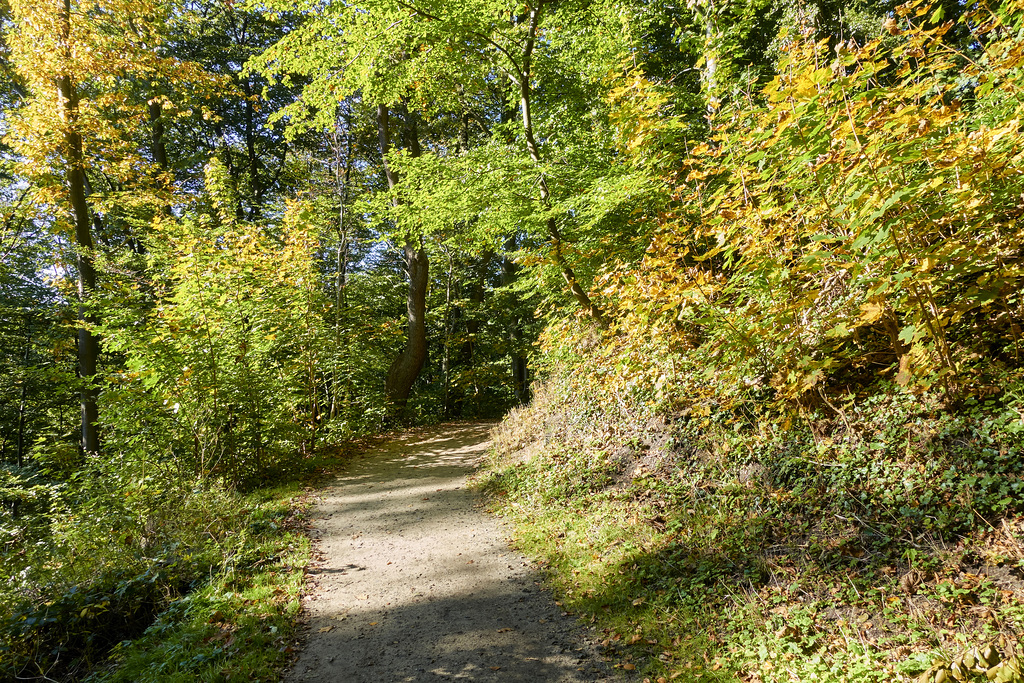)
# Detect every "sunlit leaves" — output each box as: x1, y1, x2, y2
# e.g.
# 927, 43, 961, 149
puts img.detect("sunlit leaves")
6, 0, 221, 231
611, 0, 1024, 404
99, 160, 324, 484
